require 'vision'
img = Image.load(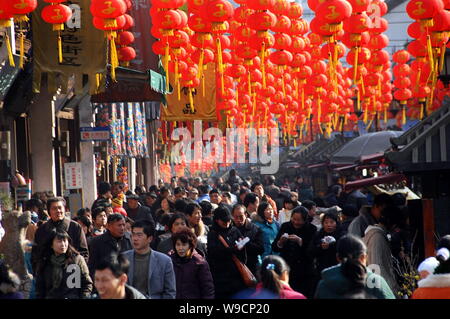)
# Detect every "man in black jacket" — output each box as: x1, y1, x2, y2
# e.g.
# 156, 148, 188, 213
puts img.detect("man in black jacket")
272, 206, 317, 298
88, 213, 132, 278
31, 197, 88, 273
125, 193, 155, 225
231, 204, 264, 276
